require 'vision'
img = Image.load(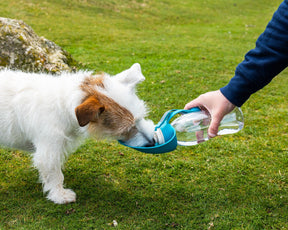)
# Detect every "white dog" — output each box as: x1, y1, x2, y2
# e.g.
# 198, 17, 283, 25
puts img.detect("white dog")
0, 63, 155, 204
